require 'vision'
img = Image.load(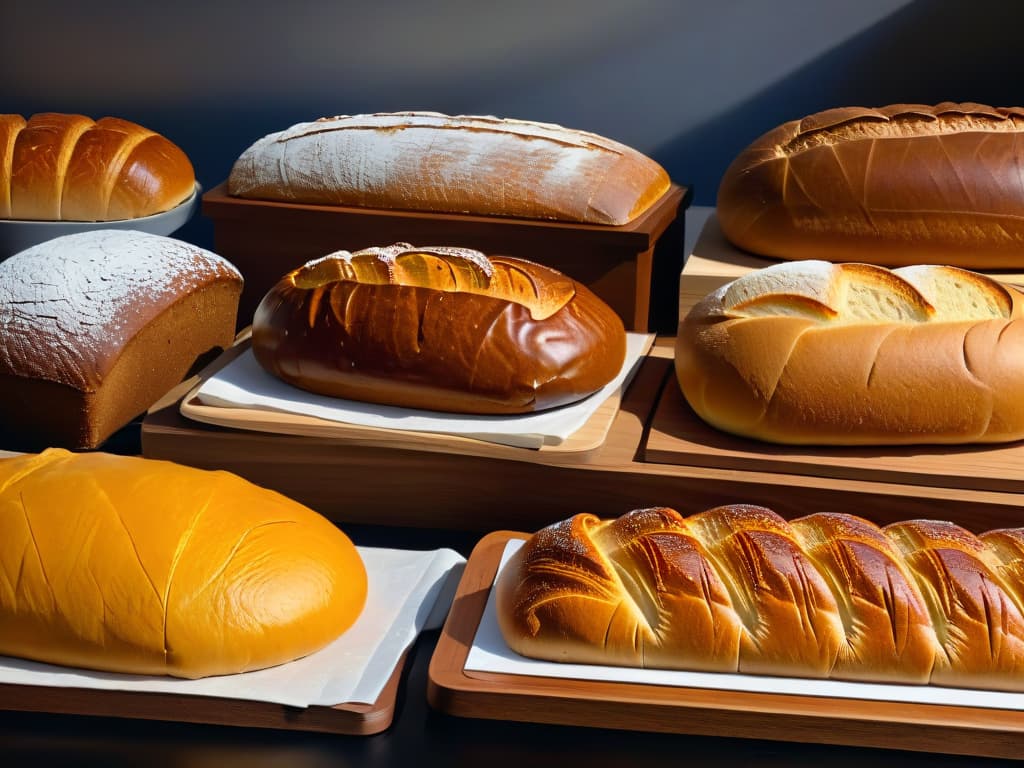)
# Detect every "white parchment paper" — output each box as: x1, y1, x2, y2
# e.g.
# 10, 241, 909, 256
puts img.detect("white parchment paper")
0, 546, 464, 708
190, 334, 653, 449
466, 540, 1024, 711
